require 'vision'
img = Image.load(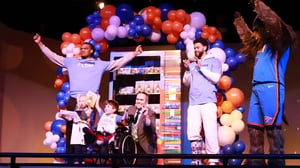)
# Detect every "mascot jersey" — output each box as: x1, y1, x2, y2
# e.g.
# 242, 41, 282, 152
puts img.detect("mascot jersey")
248, 44, 291, 126
252, 44, 290, 85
